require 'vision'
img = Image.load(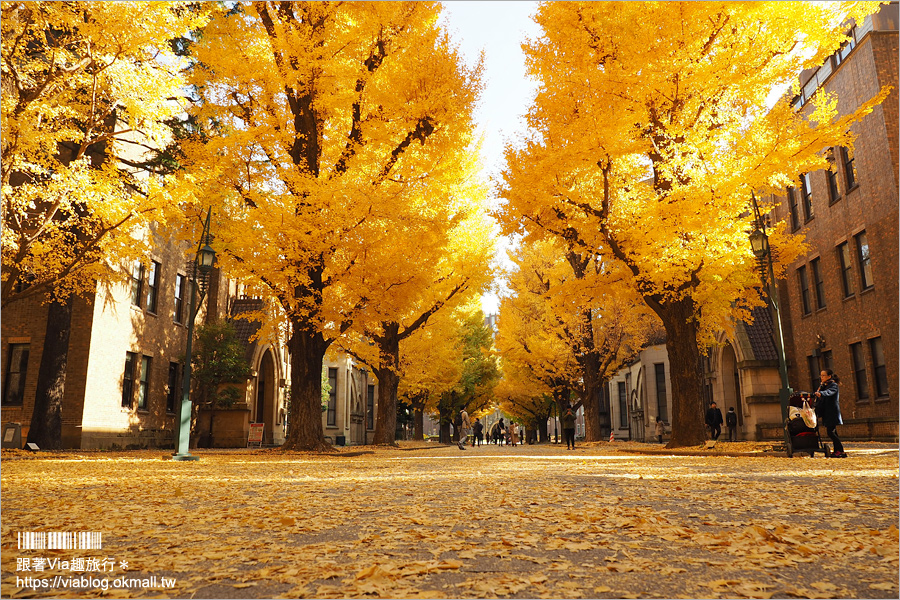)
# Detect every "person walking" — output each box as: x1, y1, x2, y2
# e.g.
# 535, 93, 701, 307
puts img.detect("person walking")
458, 408, 471, 450
562, 405, 577, 450
705, 401, 723, 440
816, 369, 846, 458
496, 418, 506, 445
509, 422, 519, 446
472, 418, 483, 447
725, 407, 738, 442
655, 417, 665, 444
